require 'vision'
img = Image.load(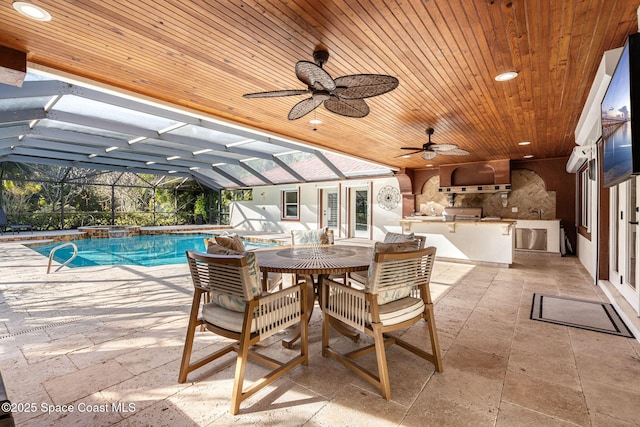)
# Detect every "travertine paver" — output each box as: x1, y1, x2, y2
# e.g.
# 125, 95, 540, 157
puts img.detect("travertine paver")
0, 241, 640, 426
